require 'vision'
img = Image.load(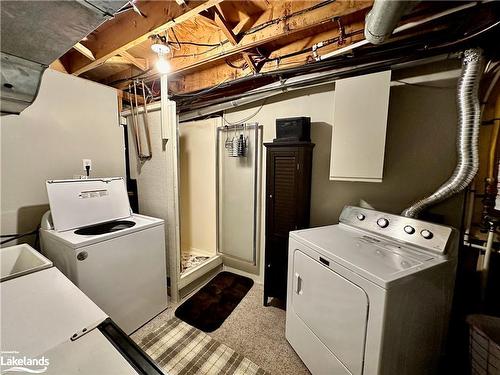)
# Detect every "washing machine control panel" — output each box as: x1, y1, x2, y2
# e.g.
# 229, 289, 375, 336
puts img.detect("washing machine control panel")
340, 206, 455, 256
